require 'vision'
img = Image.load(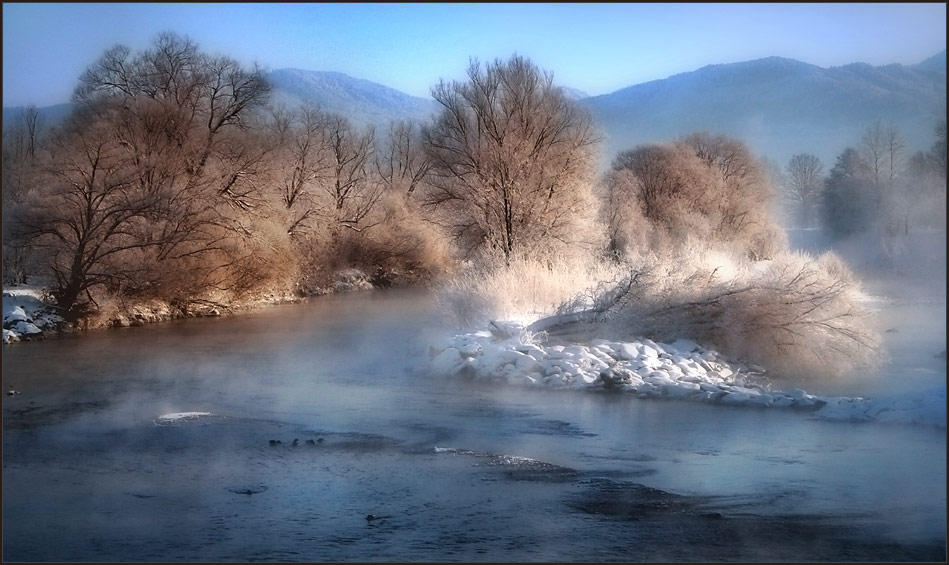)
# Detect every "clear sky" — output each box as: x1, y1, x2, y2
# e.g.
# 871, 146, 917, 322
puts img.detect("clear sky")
2, 2, 946, 108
